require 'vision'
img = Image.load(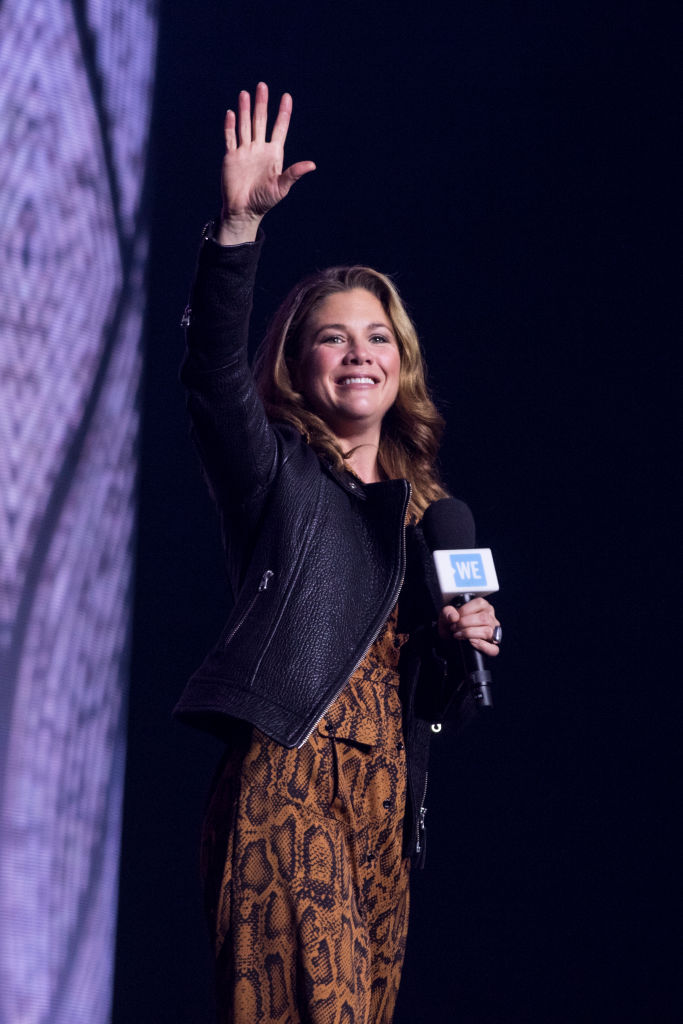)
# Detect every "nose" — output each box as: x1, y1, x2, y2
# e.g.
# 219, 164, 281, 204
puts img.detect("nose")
344, 337, 373, 363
